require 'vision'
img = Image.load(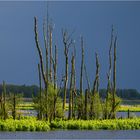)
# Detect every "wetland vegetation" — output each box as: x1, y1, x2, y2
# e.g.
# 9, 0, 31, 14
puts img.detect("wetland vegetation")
0, 3, 140, 132
0, 117, 140, 131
